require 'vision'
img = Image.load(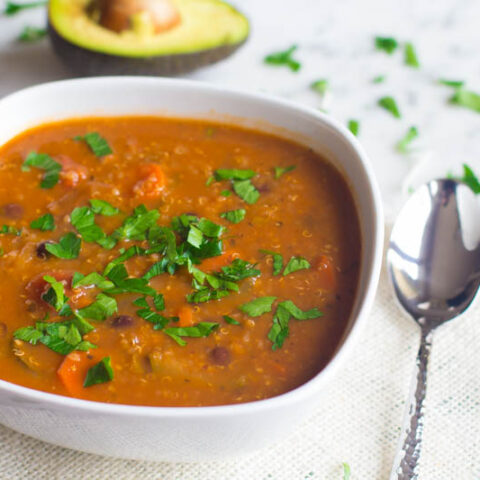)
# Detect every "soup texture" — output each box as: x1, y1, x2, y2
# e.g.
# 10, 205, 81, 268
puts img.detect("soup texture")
0, 117, 360, 406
